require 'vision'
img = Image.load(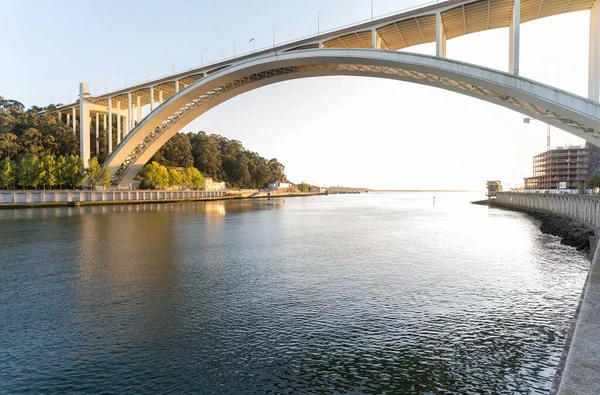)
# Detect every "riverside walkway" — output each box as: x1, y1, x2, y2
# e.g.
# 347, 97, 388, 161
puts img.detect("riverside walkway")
495, 192, 600, 394
0, 190, 226, 207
